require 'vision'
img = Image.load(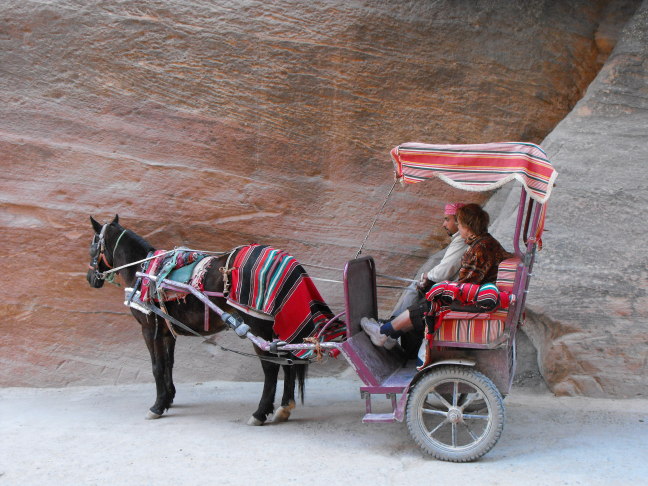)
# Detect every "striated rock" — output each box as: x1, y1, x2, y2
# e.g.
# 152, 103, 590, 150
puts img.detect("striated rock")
0, 0, 642, 388
520, 1, 648, 397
